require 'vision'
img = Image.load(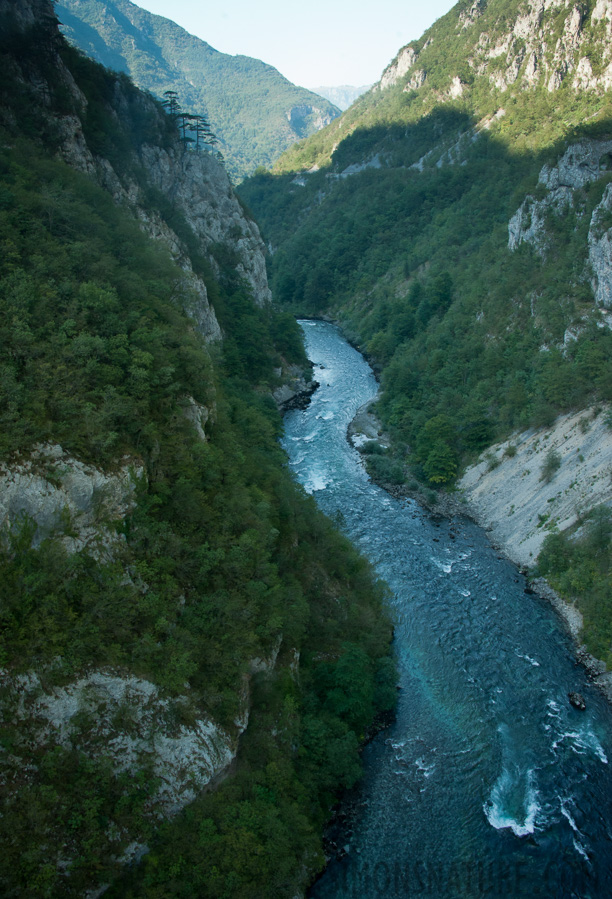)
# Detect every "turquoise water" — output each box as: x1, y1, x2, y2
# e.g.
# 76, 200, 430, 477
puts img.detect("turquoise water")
282, 321, 612, 898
